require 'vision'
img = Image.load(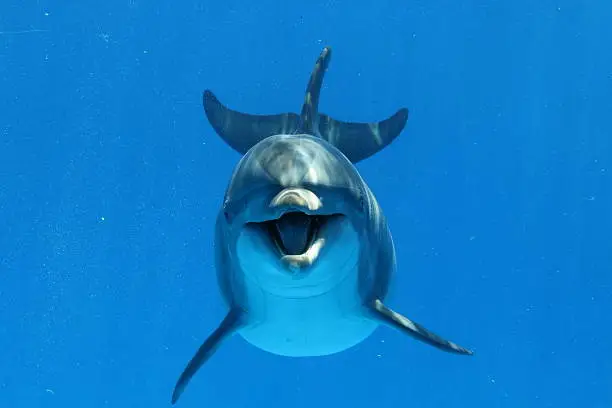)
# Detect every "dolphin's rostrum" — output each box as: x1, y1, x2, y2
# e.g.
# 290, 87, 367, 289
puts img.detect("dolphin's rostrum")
171, 46, 472, 405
